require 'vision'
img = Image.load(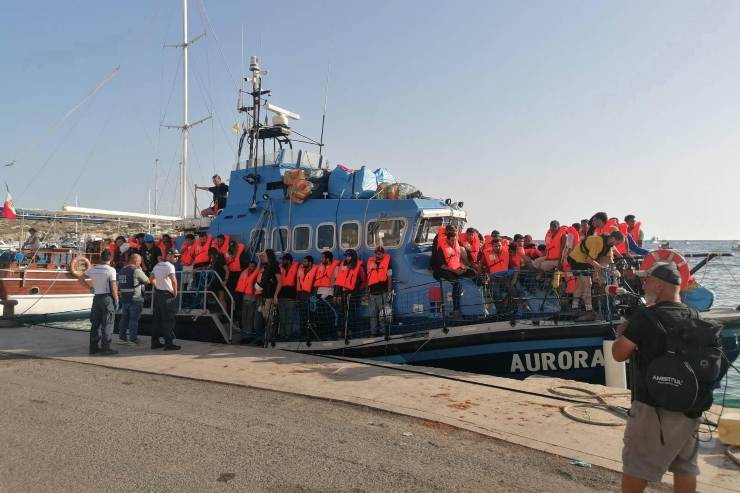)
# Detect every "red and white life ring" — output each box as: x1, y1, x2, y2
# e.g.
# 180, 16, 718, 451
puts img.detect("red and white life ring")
69, 256, 92, 277
639, 249, 691, 291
